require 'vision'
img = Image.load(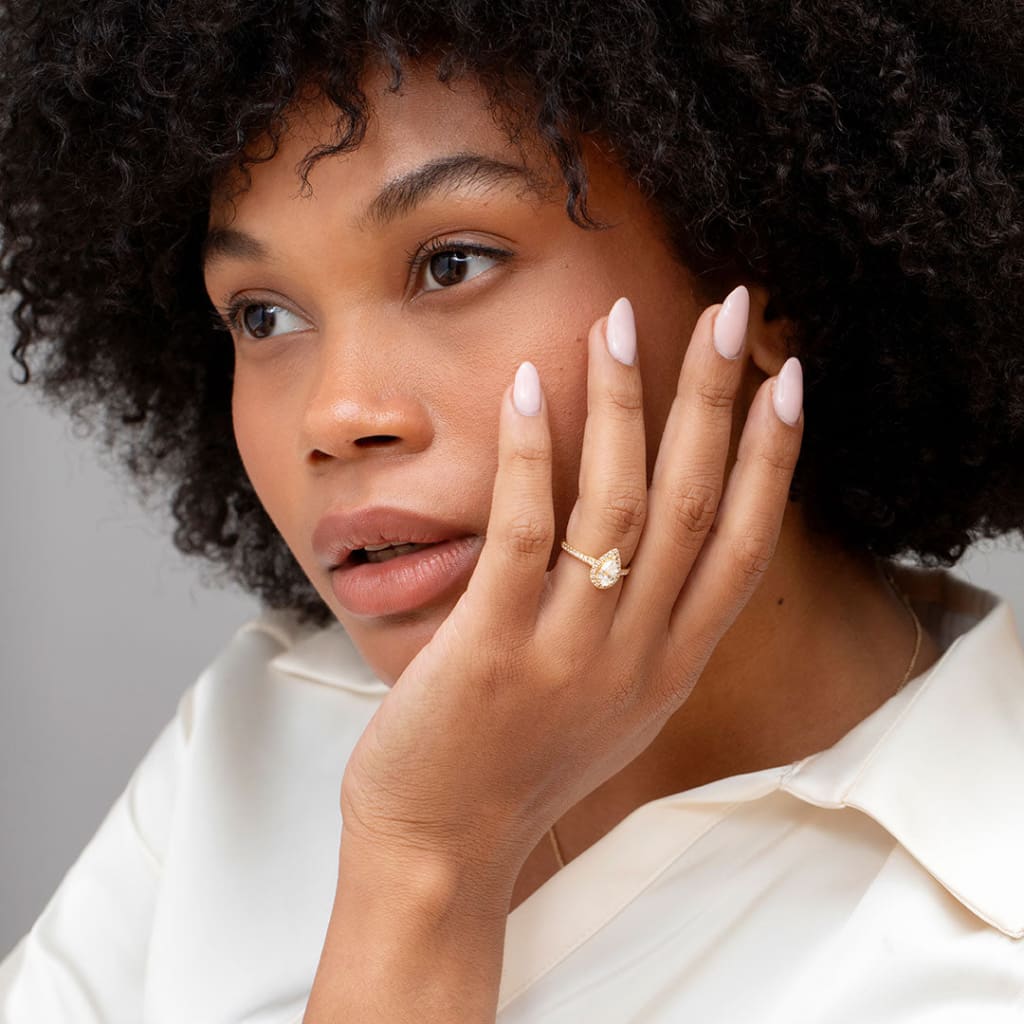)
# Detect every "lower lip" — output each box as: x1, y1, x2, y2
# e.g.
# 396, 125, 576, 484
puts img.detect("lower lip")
329, 535, 484, 618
